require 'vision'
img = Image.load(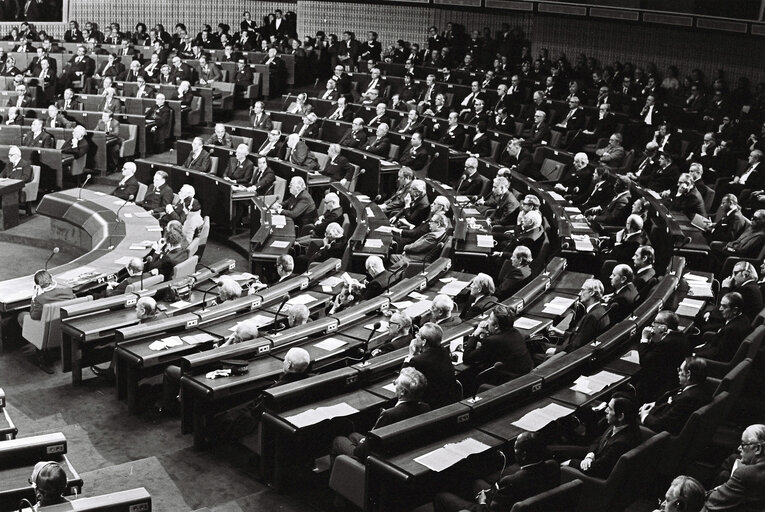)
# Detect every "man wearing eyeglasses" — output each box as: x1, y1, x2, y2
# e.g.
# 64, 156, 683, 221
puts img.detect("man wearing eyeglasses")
704, 424, 765, 511
635, 310, 689, 402
639, 357, 711, 435
695, 292, 753, 362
